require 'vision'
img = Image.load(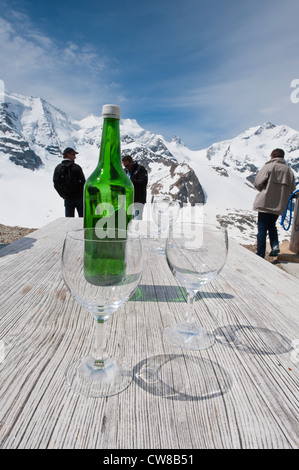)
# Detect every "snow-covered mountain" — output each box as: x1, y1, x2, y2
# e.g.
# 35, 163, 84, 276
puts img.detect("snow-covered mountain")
1, 89, 298, 244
